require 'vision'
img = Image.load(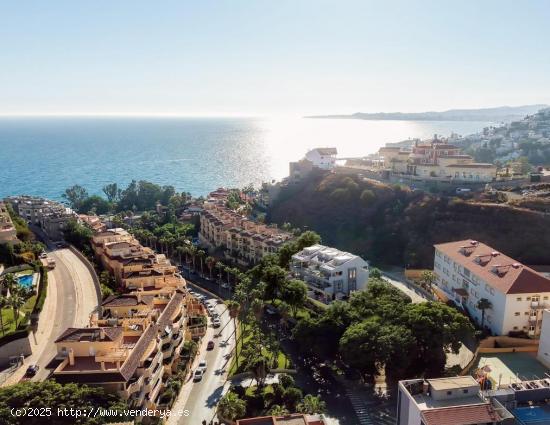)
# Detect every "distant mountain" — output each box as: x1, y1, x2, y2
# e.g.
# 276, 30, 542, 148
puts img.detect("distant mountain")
306, 105, 548, 122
